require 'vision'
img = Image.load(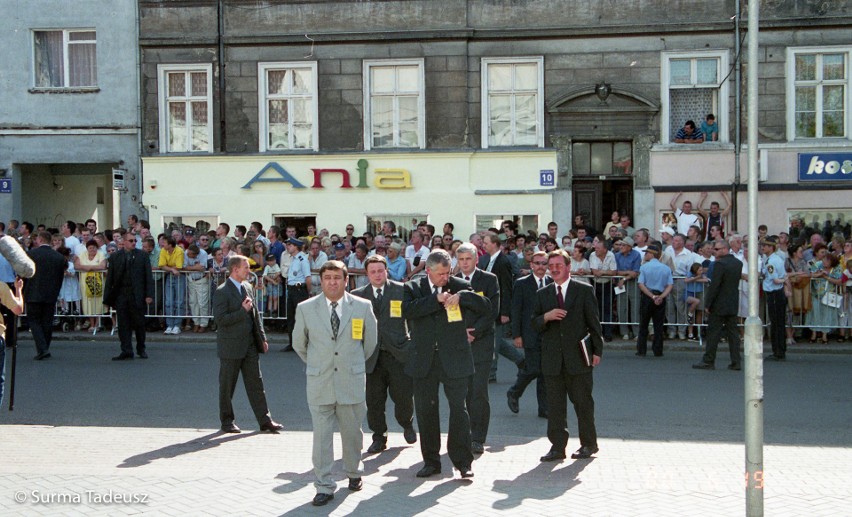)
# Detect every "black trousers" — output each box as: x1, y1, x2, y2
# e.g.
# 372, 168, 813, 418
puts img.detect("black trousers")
766, 289, 787, 358
507, 345, 547, 415
219, 346, 272, 427
366, 350, 414, 443
593, 283, 613, 340
702, 313, 742, 366
286, 285, 309, 338
114, 295, 147, 356
413, 353, 473, 470
636, 294, 666, 356
466, 359, 492, 444
545, 367, 596, 452
26, 302, 55, 355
